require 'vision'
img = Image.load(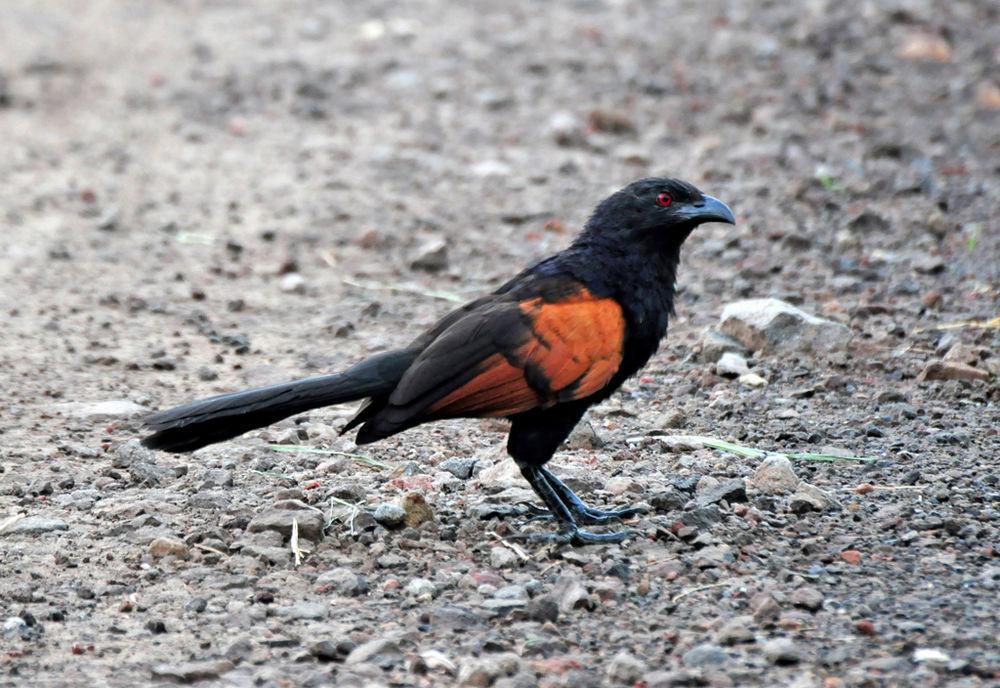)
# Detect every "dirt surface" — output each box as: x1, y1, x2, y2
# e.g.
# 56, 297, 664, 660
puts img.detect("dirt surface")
1, 1, 998, 686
